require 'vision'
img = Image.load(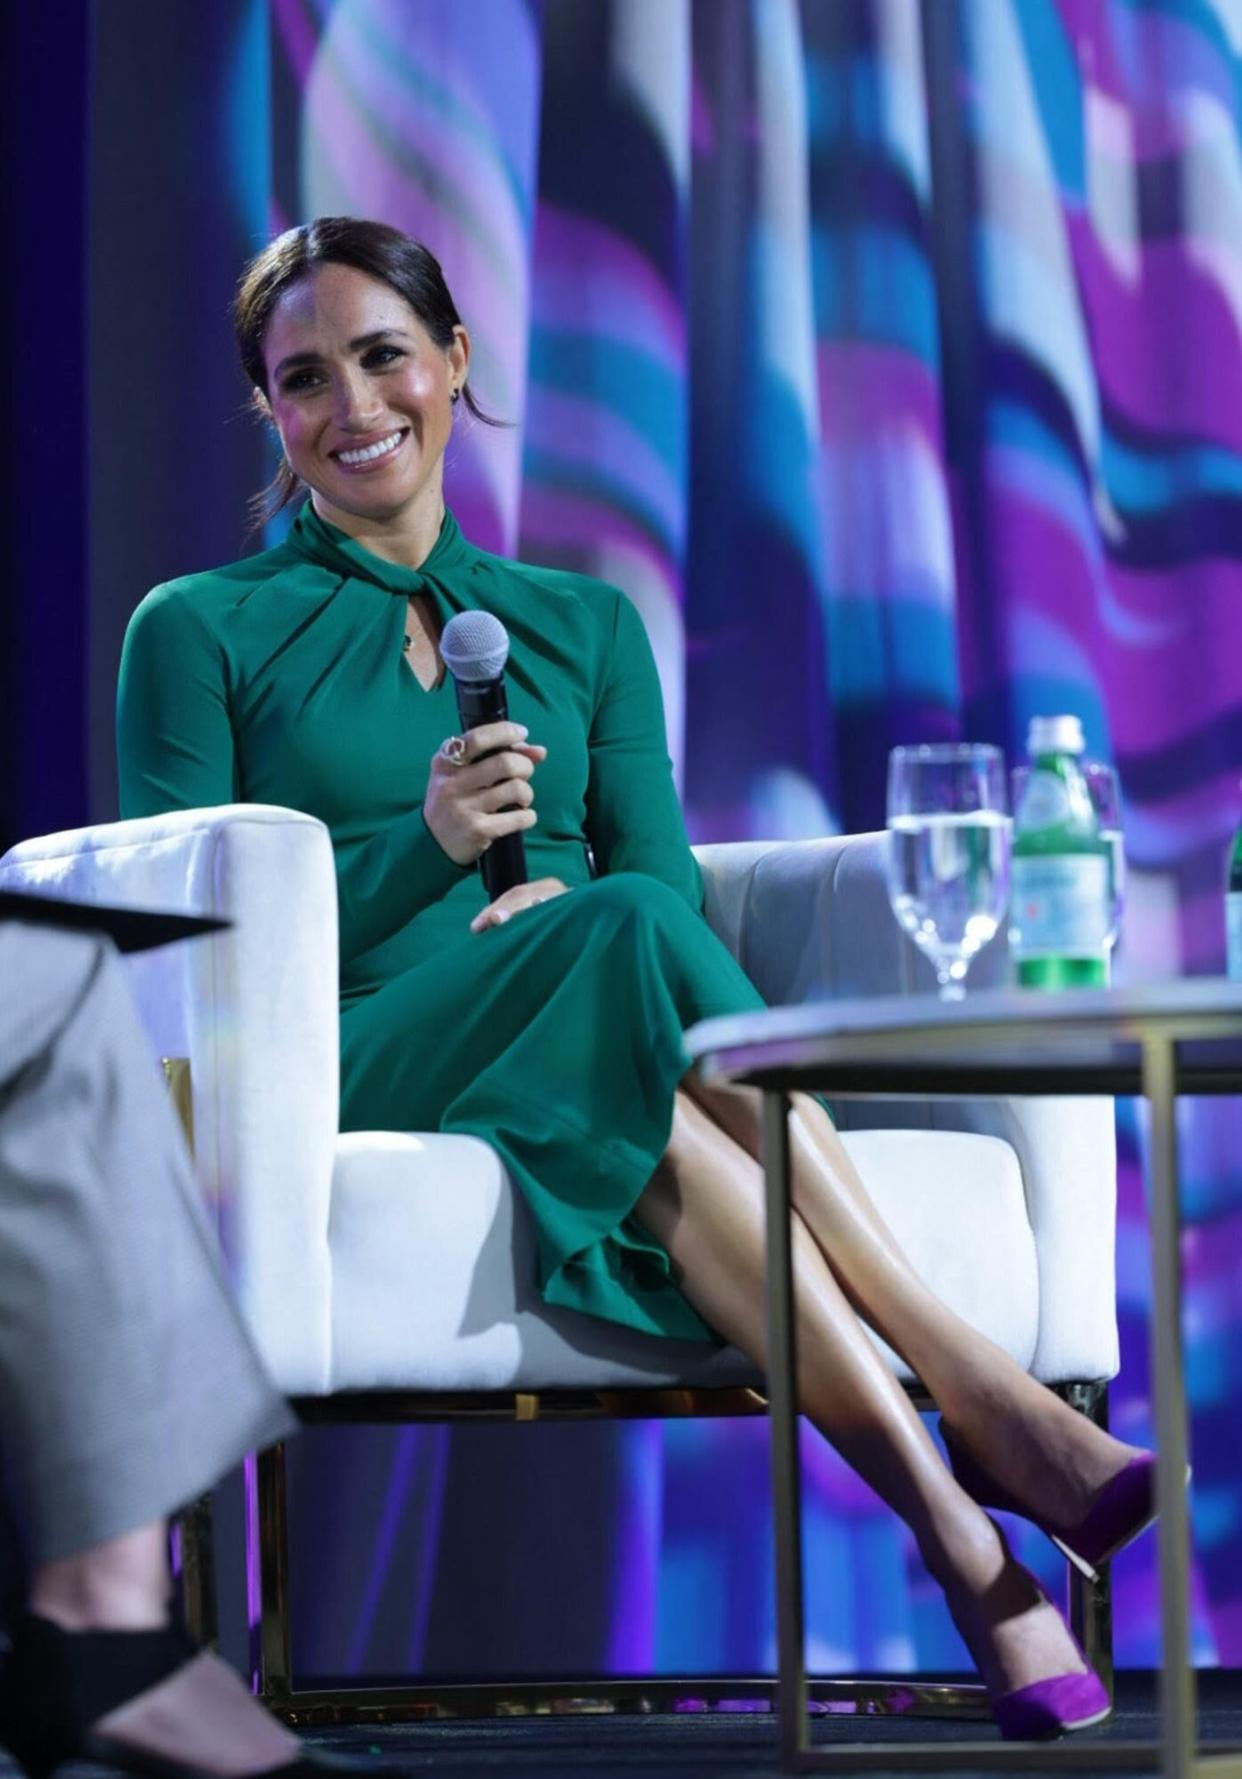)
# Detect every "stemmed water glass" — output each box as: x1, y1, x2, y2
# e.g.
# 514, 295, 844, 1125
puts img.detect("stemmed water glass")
886, 744, 1011, 1000
1084, 762, 1125, 962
